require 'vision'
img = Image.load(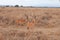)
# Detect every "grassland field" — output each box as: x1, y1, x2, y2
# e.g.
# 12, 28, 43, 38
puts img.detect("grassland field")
0, 7, 60, 40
